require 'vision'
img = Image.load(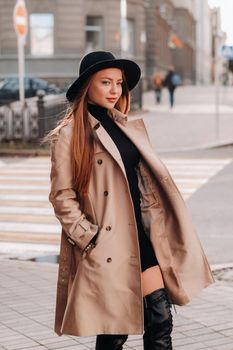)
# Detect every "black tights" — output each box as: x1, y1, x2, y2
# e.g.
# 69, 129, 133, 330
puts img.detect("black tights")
95, 288, 173, 350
